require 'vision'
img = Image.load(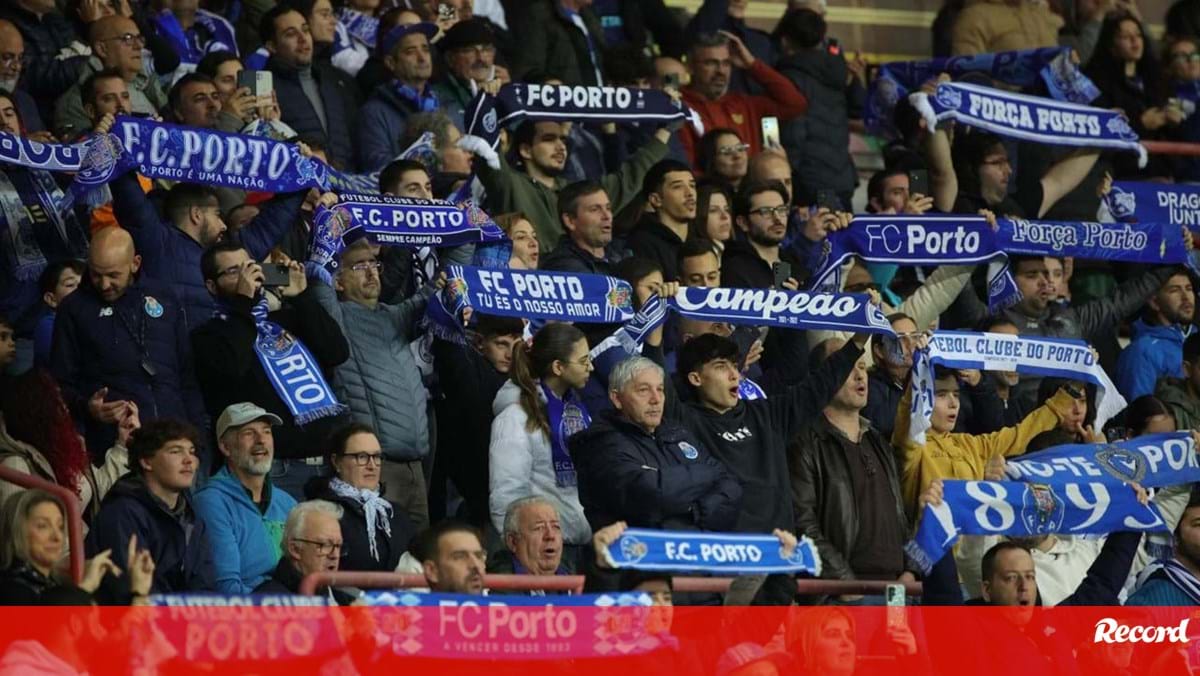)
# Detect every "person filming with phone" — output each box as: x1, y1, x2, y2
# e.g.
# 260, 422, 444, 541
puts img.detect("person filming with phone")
191, 197, 352, 500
